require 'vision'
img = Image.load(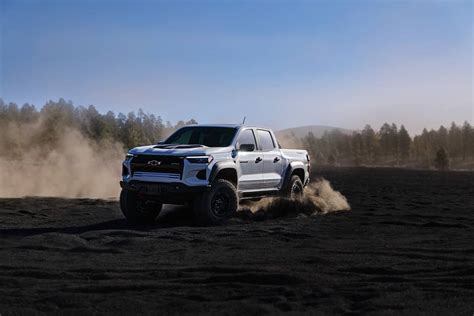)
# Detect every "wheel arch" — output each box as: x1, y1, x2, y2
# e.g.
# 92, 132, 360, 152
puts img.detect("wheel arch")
292, 168, 305, 184
280, 163, 306, 191
209, 161, 238, 187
